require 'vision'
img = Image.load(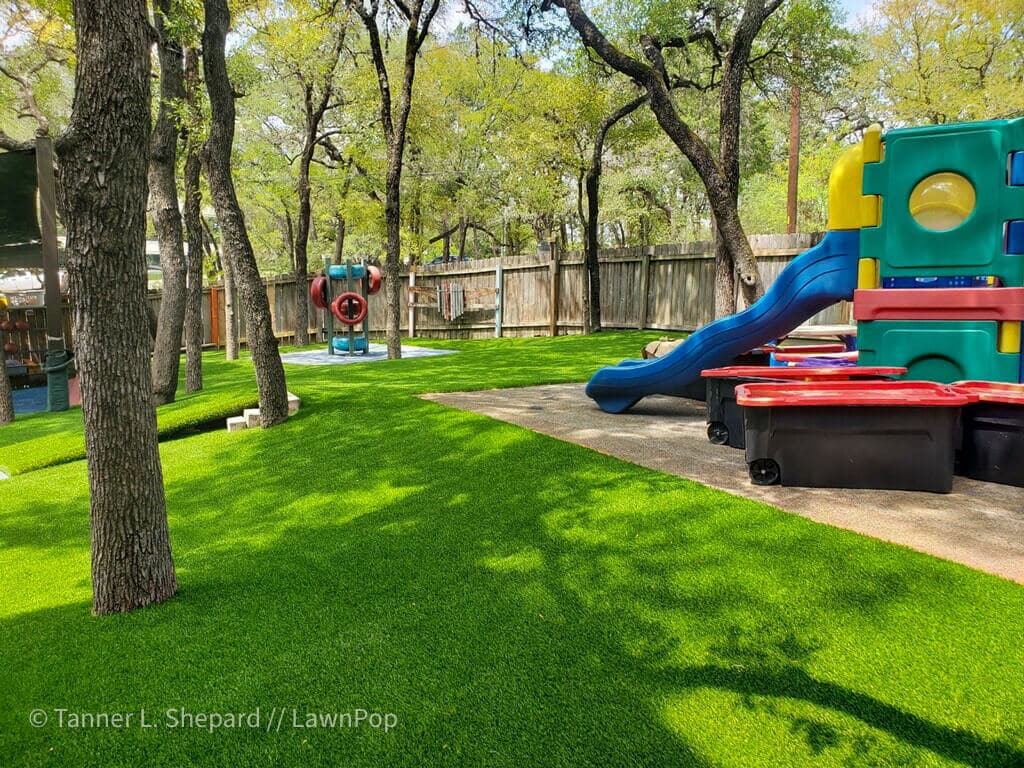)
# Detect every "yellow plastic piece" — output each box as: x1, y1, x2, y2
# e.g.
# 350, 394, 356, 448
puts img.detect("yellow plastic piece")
998, 321, 1022, 354
857, 259, 880, 289
862, 124, 882, 163
827, 124, 884, 231
909, 172, 977, 232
